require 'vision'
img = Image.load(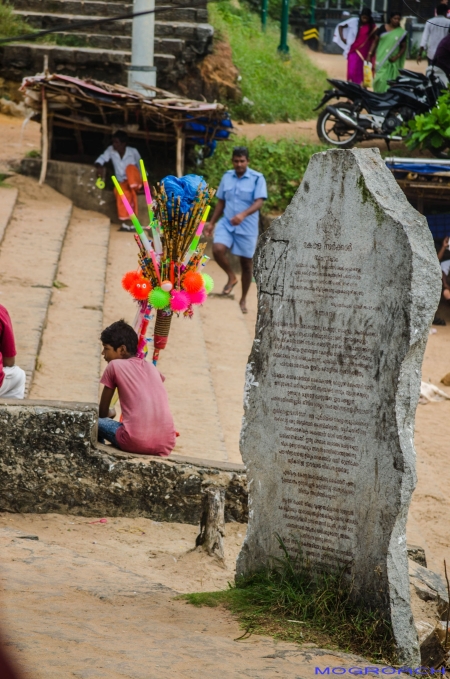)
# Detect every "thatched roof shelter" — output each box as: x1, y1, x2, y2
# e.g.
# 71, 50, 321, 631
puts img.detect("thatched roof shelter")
21, 73, 233, 182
